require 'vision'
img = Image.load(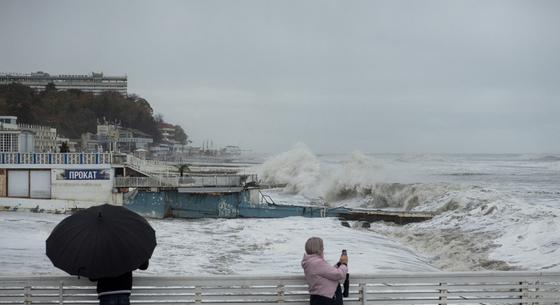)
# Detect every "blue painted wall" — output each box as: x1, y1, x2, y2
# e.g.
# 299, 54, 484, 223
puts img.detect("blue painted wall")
124, 189, 349, 219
